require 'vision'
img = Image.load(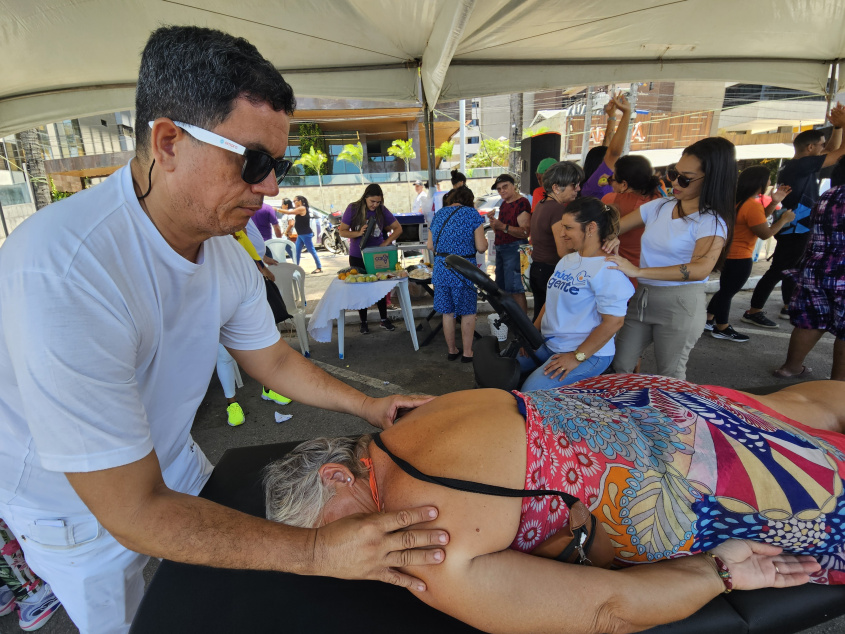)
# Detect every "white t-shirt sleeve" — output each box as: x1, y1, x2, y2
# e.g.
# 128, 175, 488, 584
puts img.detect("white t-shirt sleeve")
593, 265, 635, 316
694, 213, 728, 241
1, 271, 153, 473
218, 260, 281, 351
638, 198, 666, 226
